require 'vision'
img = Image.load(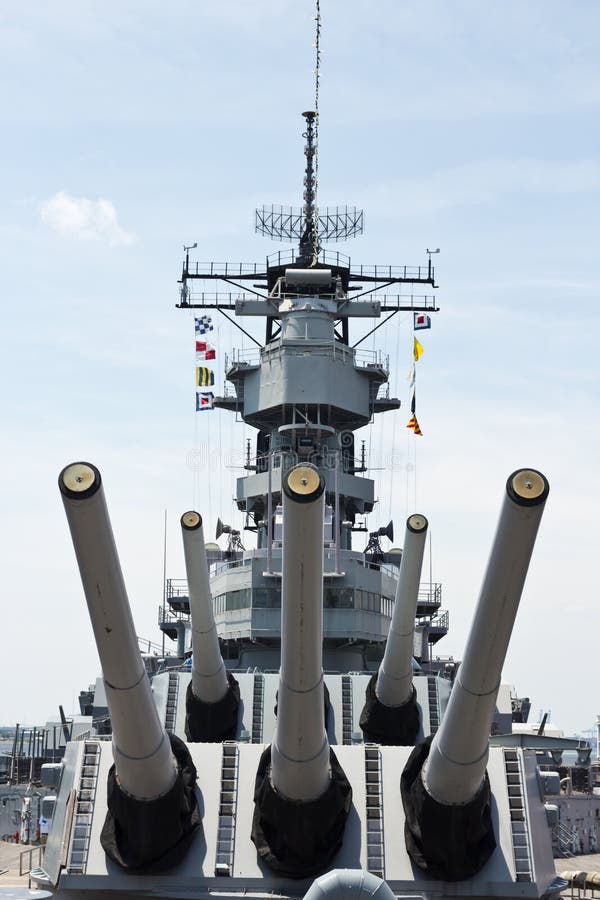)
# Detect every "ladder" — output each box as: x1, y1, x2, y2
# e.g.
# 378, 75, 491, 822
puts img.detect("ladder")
504, 749, 533, 882
164, 672, 179, 732
341, 675, 353, 745
364, 744, 385, 878
251, 673, 265, 743
215, 742, 239, 876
